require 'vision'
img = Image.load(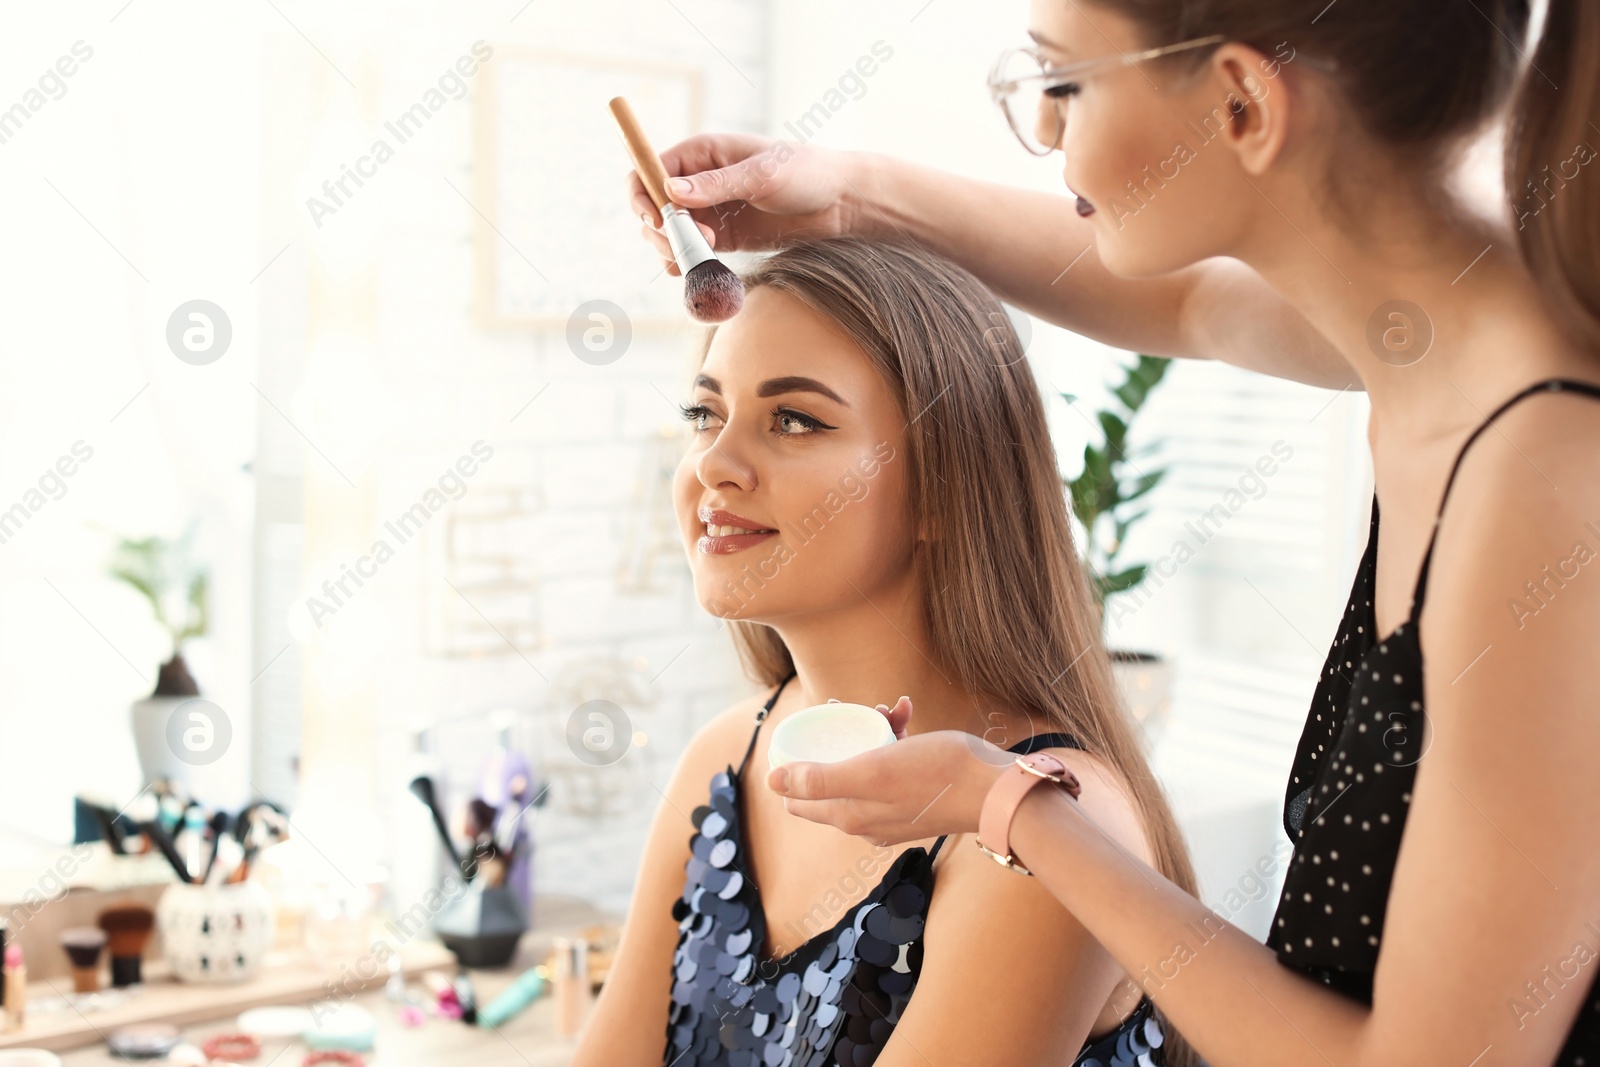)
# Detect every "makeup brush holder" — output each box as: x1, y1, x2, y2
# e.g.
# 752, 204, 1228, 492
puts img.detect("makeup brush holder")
433, 882, 527, 968
156, 880, 275, 983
